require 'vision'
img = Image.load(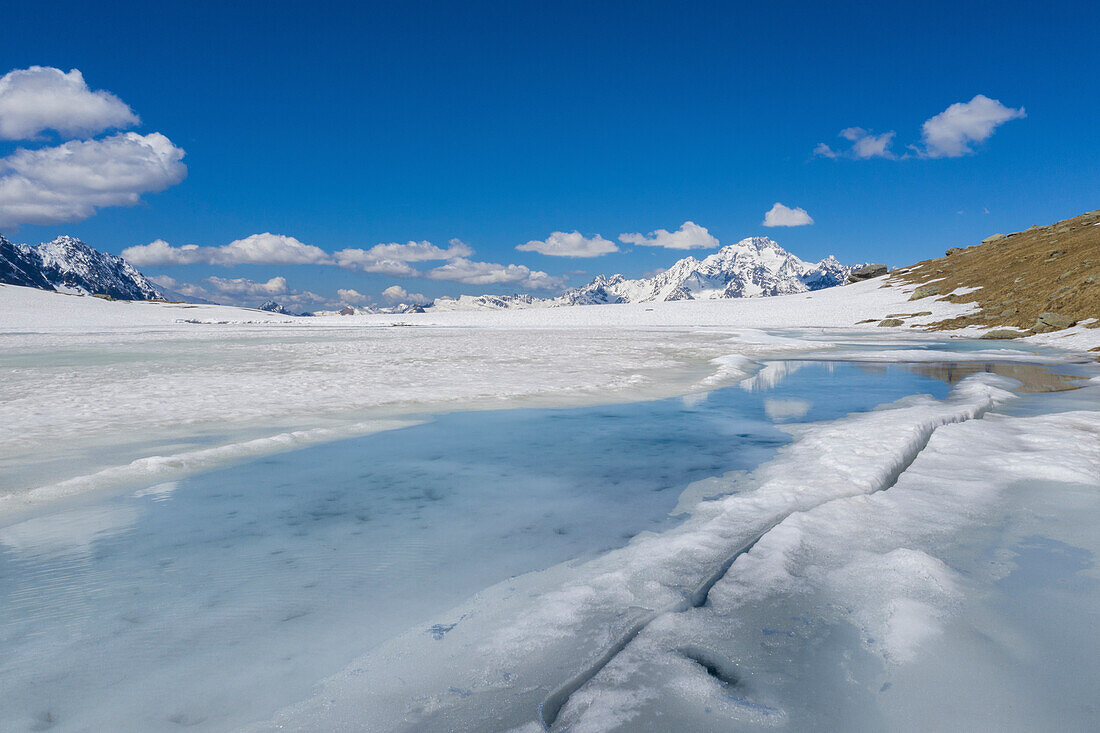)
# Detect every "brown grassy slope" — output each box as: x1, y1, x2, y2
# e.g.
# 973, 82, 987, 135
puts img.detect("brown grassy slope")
888, 209, 1100, 333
